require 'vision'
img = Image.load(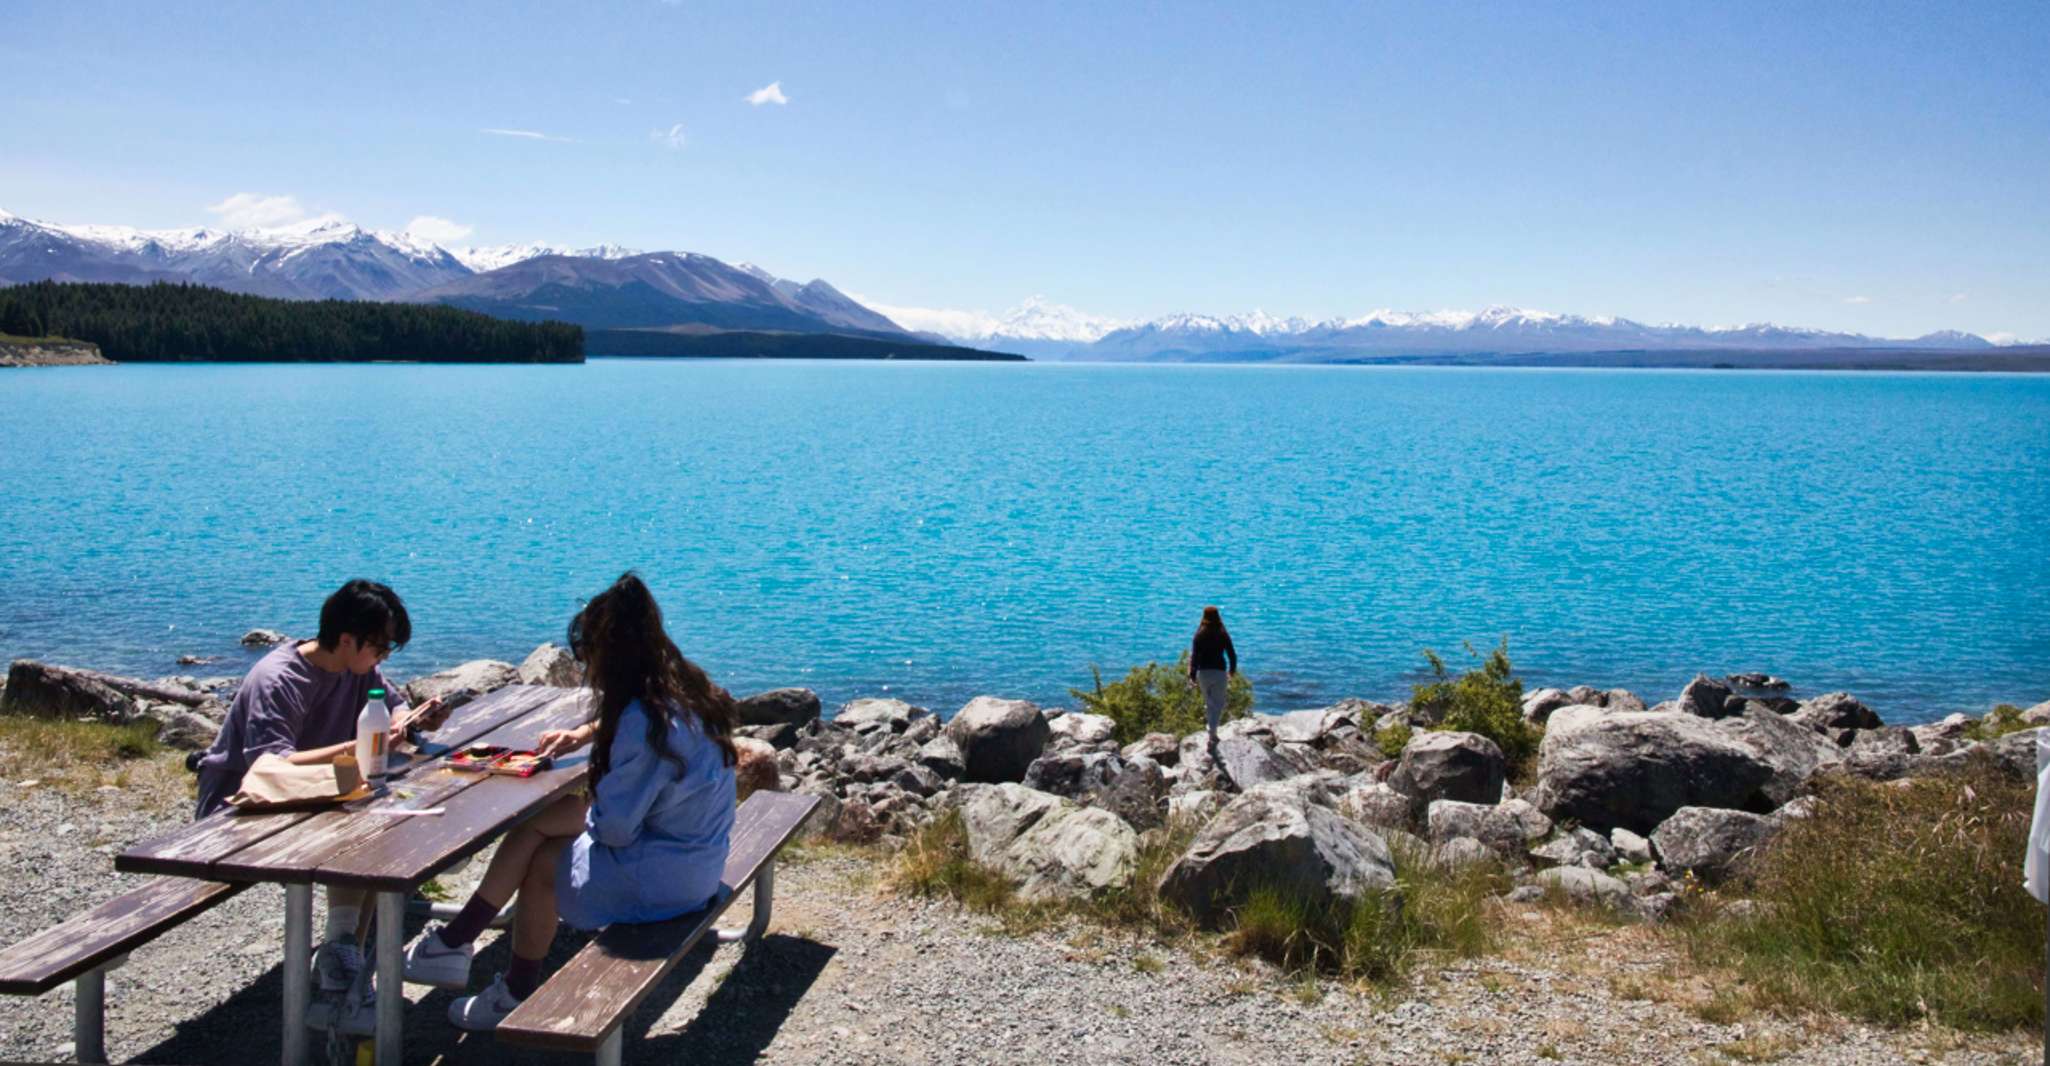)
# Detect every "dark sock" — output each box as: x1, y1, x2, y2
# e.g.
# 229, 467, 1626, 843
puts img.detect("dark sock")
438, 894, 503, 948
504, 953, 543, 1001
